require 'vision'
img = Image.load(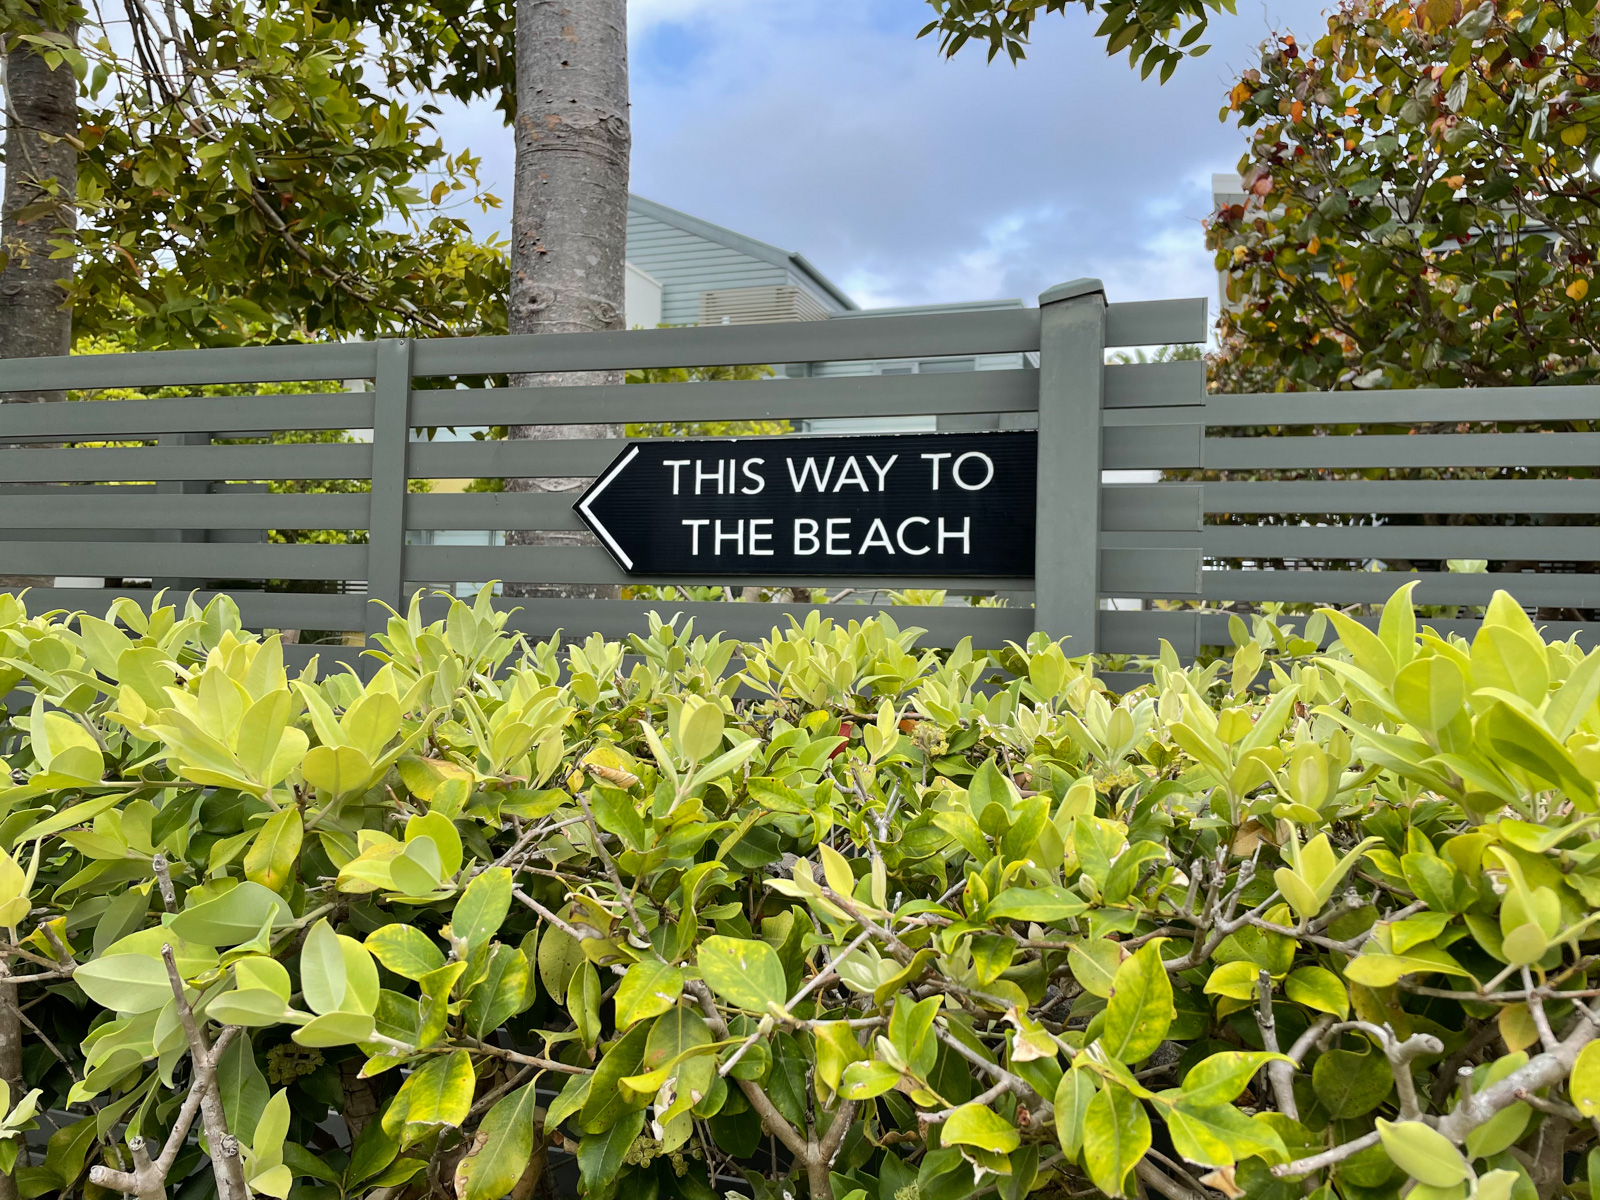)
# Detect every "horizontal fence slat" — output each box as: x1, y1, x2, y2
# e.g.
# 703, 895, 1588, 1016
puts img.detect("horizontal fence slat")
0, 443, 371, 483
403, 544, 1030, 589
414, 596, 1034, 648
1098, 608, 1599, 654
1104, 299, 1208, 347
1098, 569, 1599, 608
1101, 485, 1203, 531
1103, 405, 1217, 428
409, 438, 622, 479
411, 369, 1040, 427
0, 393, 372, 440
1202, 386, 1600, 426
0, 343, 380, 393
1100, 547, 1202, 596
1202, 480, 1599, 515
1194, 569, 1600, 608
22, 587, 369, 629
1103, 424, 1202, 469
1194, 612, 1597, 648
283, 644, 366, 673
0, 492, 371, 530
407, 493, 578, 531
1100, 609, 1202, 658
1102, 360, 1205, 409
1102, 526, 1599, 561
410, 310, 1043, 376
1202, 432, 1599, 470
0, 542, 366, 579
0, 528, 264, 545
